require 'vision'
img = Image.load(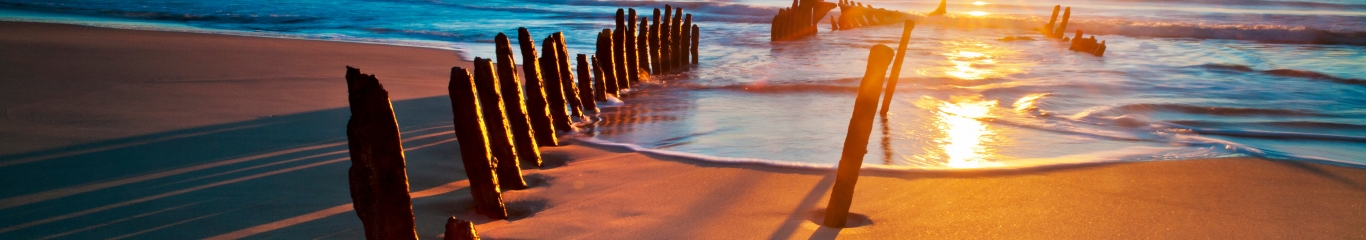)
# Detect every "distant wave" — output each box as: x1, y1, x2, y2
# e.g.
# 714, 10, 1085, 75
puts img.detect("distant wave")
1073, 103, 1329, 119
904, 14, 1366, 46
1197, 64, 1366, 86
